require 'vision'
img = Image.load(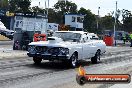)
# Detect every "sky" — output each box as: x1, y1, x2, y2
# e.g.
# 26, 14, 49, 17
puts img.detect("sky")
31, 0, 132, 17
